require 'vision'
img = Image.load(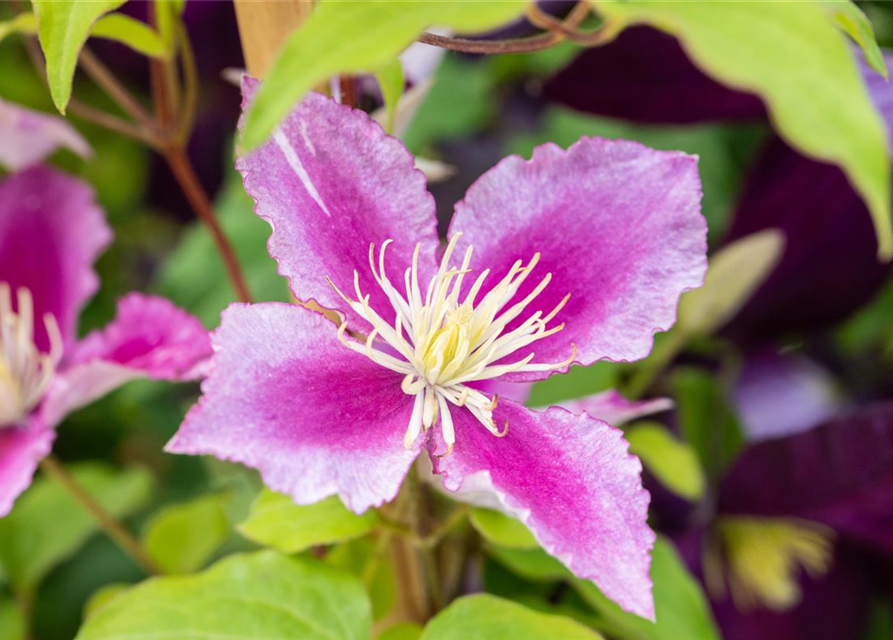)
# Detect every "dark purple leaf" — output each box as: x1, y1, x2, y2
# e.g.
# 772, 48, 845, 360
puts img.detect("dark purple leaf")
722, 137, 891, 339
544, 26, 765, 124
720, 401, 893, 555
